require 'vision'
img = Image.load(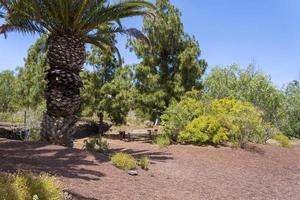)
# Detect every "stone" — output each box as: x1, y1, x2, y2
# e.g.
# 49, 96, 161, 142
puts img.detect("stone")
63, 192, 74, 200
128, 170, 138, 176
